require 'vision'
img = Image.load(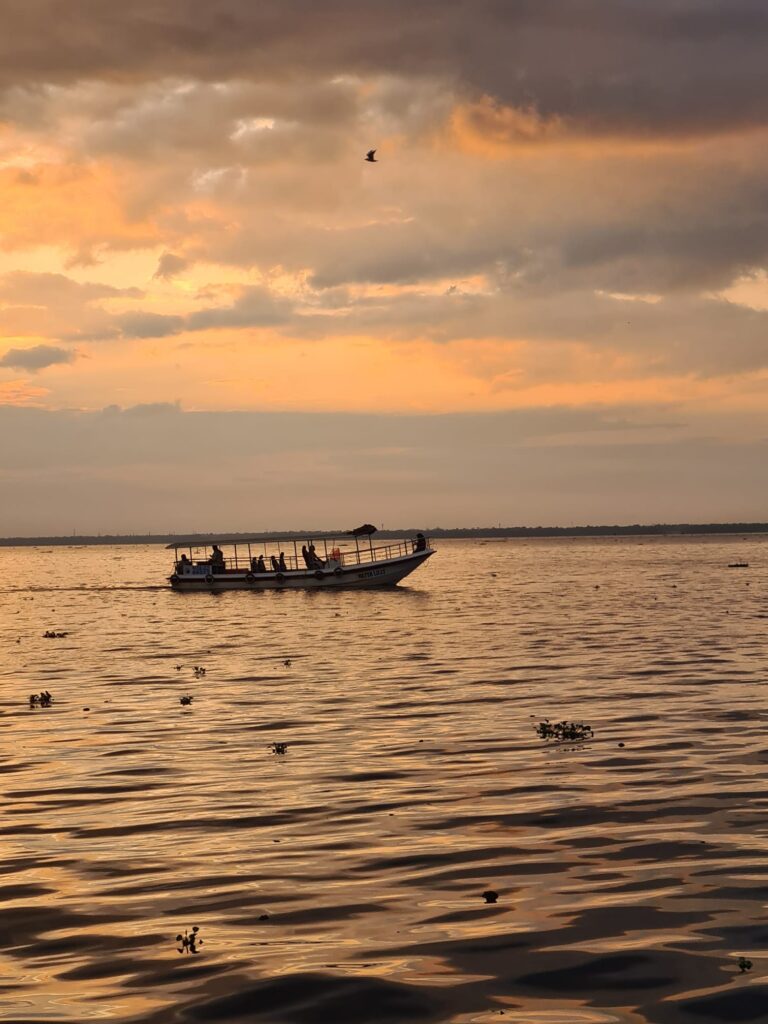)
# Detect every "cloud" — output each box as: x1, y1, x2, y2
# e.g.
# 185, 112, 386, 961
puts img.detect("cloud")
120, 401, 181, 416
0, 0, 767, 454
185, 286, 291, 331
0, 271, 144, 342
3, 11, 768, 297
62, 285, 292, 341
153, 252, 188, 279
0, 344, 74, 370
0, 379, 50, 405
0, 401, 765, 534
0, 270, 136, 305
113, 311, 185, 338
3, 2, 768, 138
